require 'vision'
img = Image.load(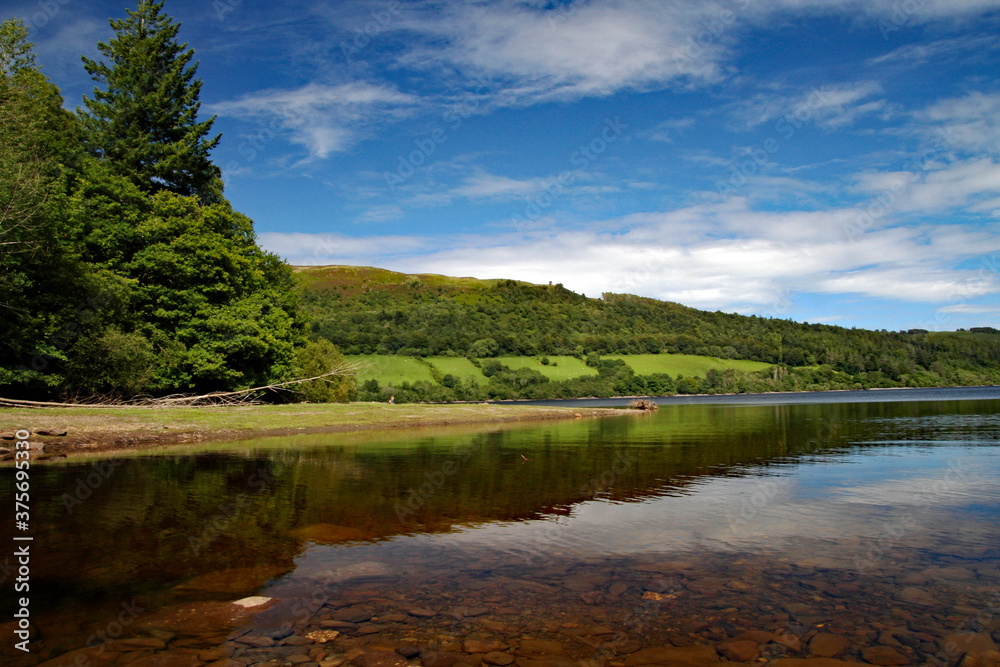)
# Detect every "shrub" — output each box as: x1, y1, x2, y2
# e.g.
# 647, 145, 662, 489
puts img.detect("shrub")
292, 339, 357, 403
